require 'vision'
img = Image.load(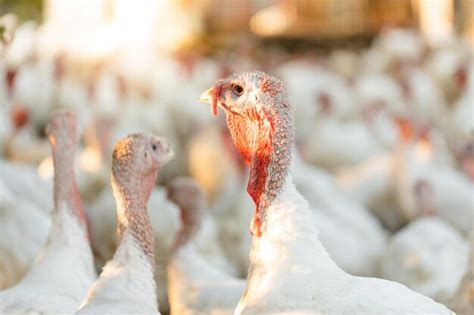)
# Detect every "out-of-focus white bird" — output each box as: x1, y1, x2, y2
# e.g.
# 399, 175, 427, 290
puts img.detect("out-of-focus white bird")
354, 72, 408, 150
167, 178, 238, 277
166, 177, 245, 315
82, 117, 180, 312
12, 59, 56, 126
302, 116, 383, 170
398, 67, 447, 128
87, 186, 181, 313
77, 134, 173, 315
382, 217, 469, 301
393, 127, 474, 234
4, 21, 37, 67
336, 152, 396, 222
449, 61, 474, 181
0, 158, 53, 212
292, 153, 387, 276
427, 41, 471, 101
373, 28, 425, 66
0, 112, 96, 314
188, 123, 253, 276
0, 180, 51, 289
276, 60, 355, 141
